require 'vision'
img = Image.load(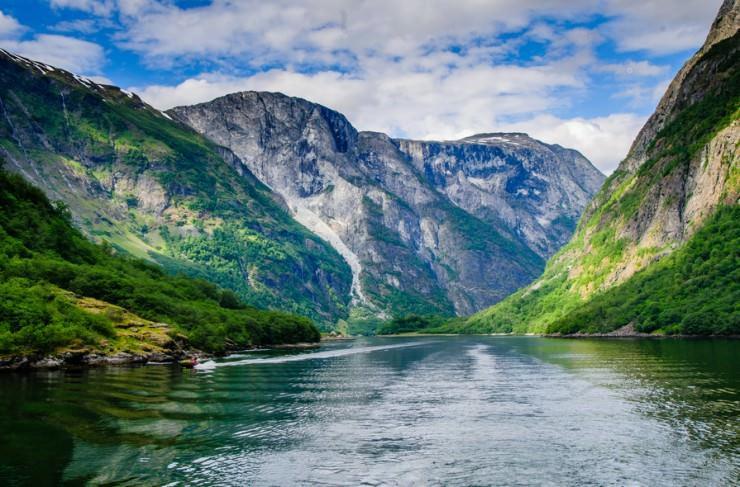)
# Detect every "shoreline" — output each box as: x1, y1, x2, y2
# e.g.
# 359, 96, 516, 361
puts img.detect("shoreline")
4, 332, 735, 371
0, 335, 359, 372
381, 331, 738, 339
0, 340, 327, 372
